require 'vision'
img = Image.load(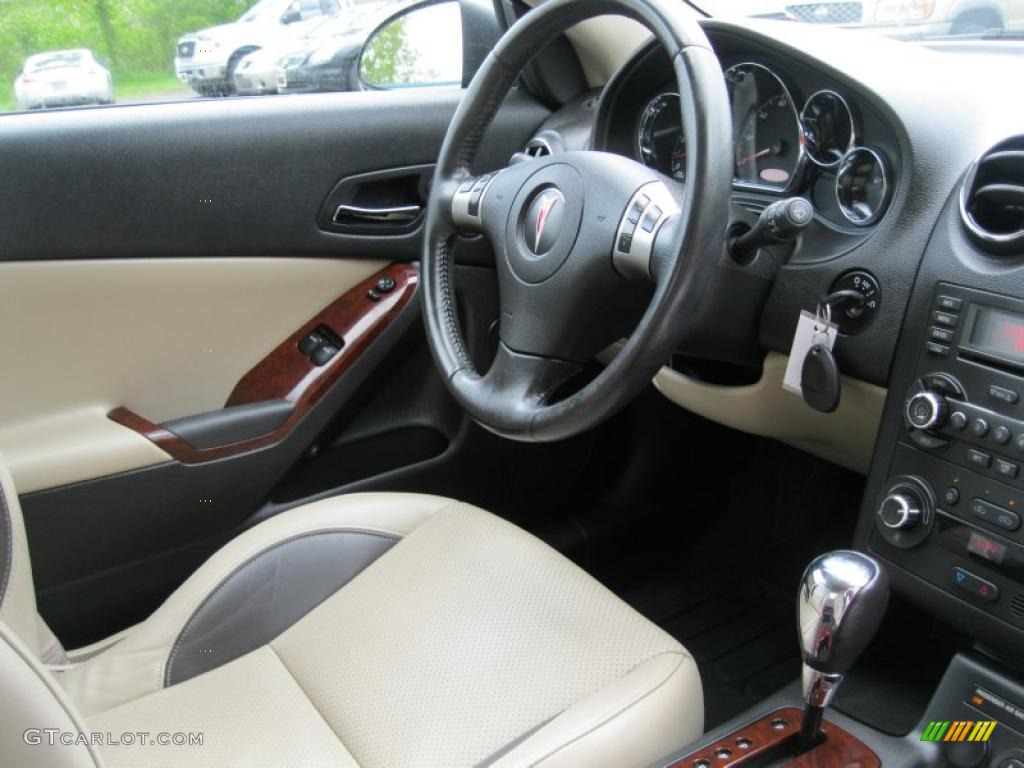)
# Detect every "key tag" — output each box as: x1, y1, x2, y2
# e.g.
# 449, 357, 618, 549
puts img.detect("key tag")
783, 303, 841, 413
